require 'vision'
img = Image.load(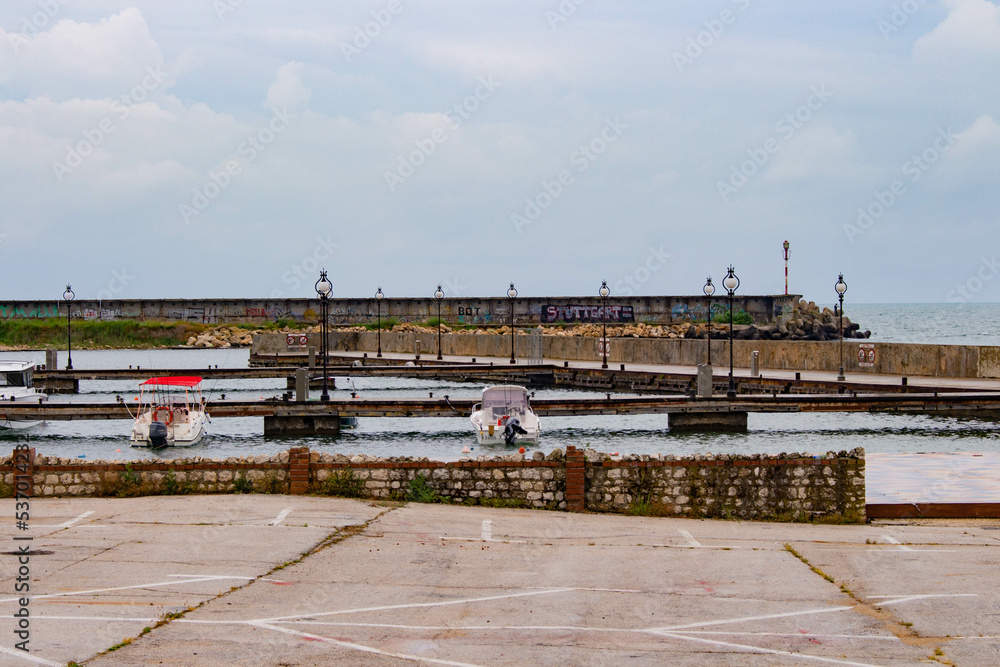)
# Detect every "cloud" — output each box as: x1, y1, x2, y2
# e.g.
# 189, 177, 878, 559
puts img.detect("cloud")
265, 62, 312, 113
1, 9, 169, 102
914, 0, 1000, 57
